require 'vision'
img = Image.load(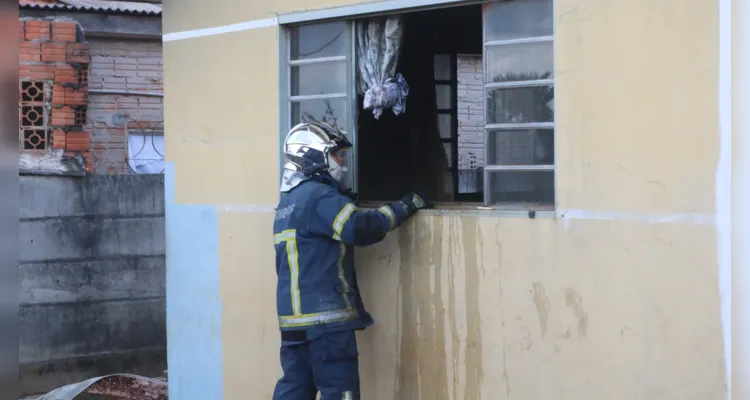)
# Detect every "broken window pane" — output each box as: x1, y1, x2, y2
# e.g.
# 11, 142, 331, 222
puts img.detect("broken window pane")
486, 86, 554, 124
487, 170, 554, 204
484, 0, 553, 42
290, 21, 348, 60
487, 129, 554, 165
485, 42, 554, 83
291, 61, 347, 96
291, 98, 348, 131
